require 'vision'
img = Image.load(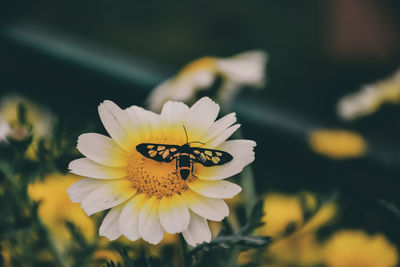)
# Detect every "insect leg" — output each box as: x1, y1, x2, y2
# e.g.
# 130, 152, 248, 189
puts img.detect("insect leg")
191, 160, 198, 178
173, 158, 178, 176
